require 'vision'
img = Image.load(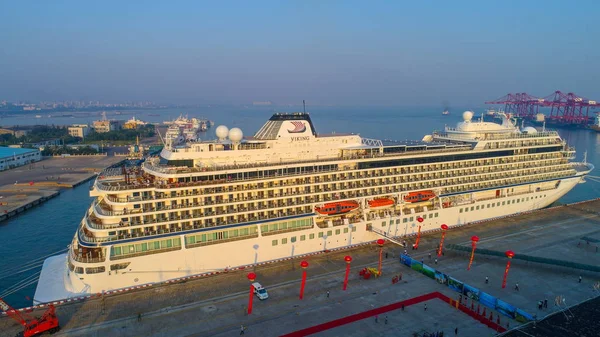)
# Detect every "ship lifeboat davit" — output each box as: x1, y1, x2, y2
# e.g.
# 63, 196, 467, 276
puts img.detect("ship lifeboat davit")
368, 198, 395, 209
404, 190, 436, 203
315, 201, 359, 216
